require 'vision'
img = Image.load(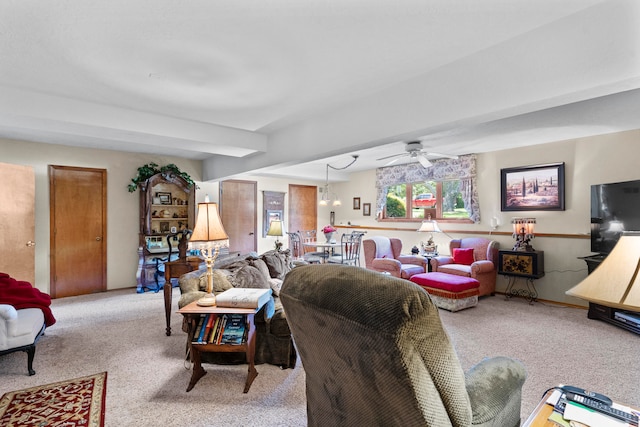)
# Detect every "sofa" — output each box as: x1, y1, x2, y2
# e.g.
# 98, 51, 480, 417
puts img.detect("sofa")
430, 237, 499, 297
178, 250, 297, 369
